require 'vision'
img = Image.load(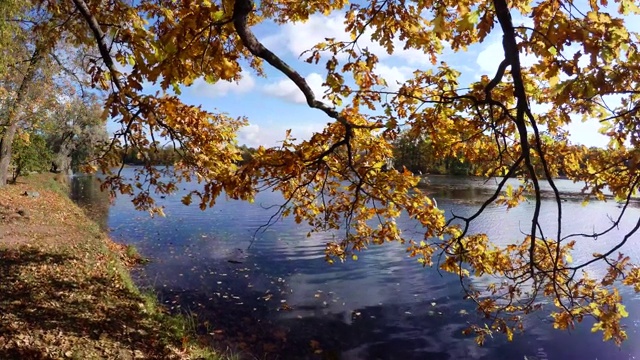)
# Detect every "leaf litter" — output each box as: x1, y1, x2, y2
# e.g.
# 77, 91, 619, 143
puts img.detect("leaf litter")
0, 175, 221, 359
